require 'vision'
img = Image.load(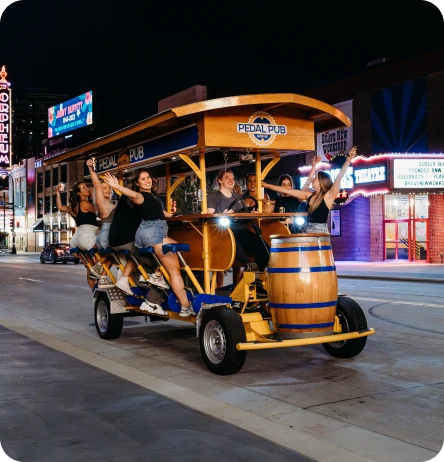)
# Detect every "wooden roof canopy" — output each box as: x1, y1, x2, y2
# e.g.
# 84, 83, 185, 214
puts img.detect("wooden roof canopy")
44, 93, 351, 172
